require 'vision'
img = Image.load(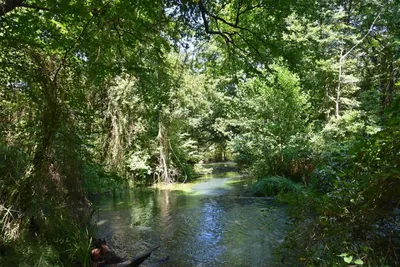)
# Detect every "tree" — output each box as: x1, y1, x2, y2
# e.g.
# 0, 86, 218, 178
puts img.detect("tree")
230, 64, 310, 178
